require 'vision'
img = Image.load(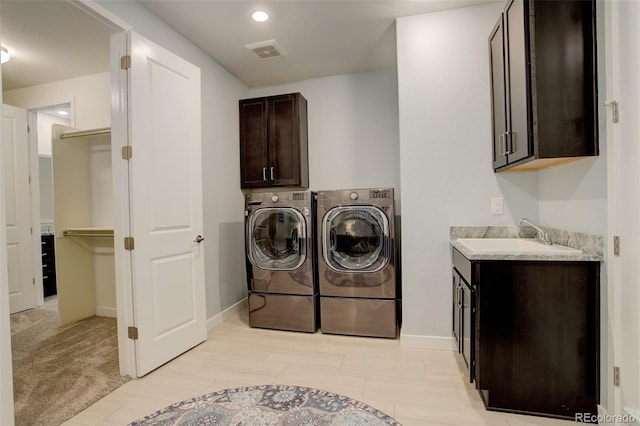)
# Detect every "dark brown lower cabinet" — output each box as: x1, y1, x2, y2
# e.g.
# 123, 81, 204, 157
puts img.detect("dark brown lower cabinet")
41, 234, 57, 297
452, 248, 600, 420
